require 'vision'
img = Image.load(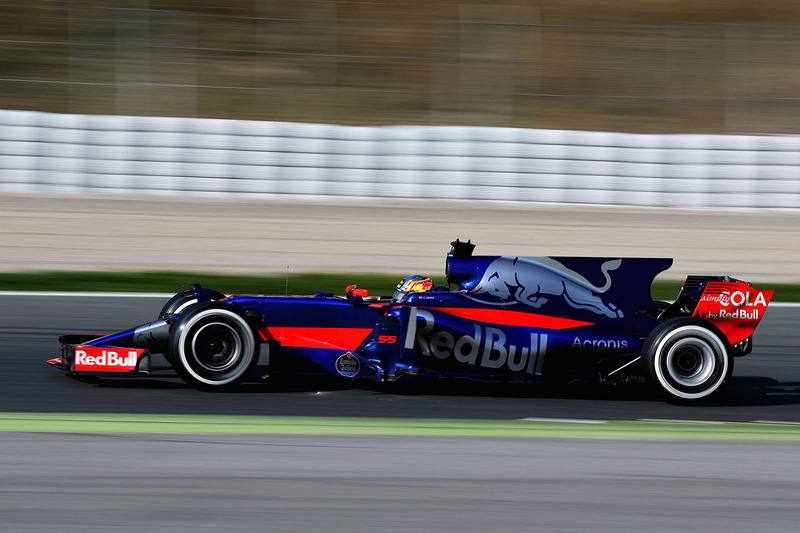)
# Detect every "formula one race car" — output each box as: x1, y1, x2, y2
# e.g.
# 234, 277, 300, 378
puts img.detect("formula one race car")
49, 240, 773, 403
